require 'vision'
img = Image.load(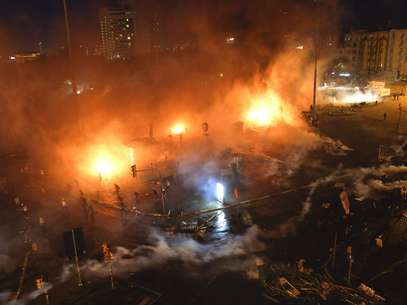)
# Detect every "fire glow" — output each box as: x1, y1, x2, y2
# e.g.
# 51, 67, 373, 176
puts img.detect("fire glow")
170, 123, 186, 135
78, 144, 133, 179
244, 90, 294, 128
95, 155, 114, 176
